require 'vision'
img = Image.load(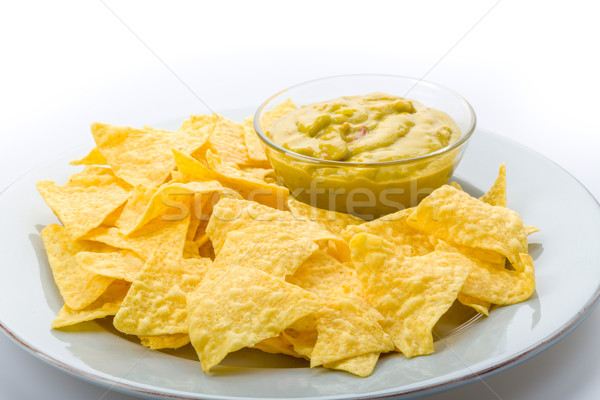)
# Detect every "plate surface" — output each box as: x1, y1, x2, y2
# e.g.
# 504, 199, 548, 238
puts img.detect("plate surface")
1, 109, 599, 400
